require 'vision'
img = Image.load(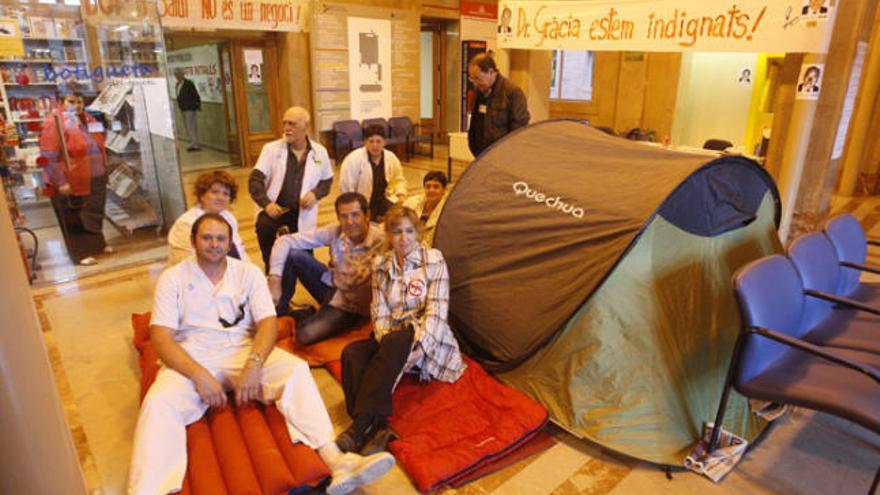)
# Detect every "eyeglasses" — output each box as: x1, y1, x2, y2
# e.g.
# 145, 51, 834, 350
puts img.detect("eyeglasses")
218, 303, 246, 328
